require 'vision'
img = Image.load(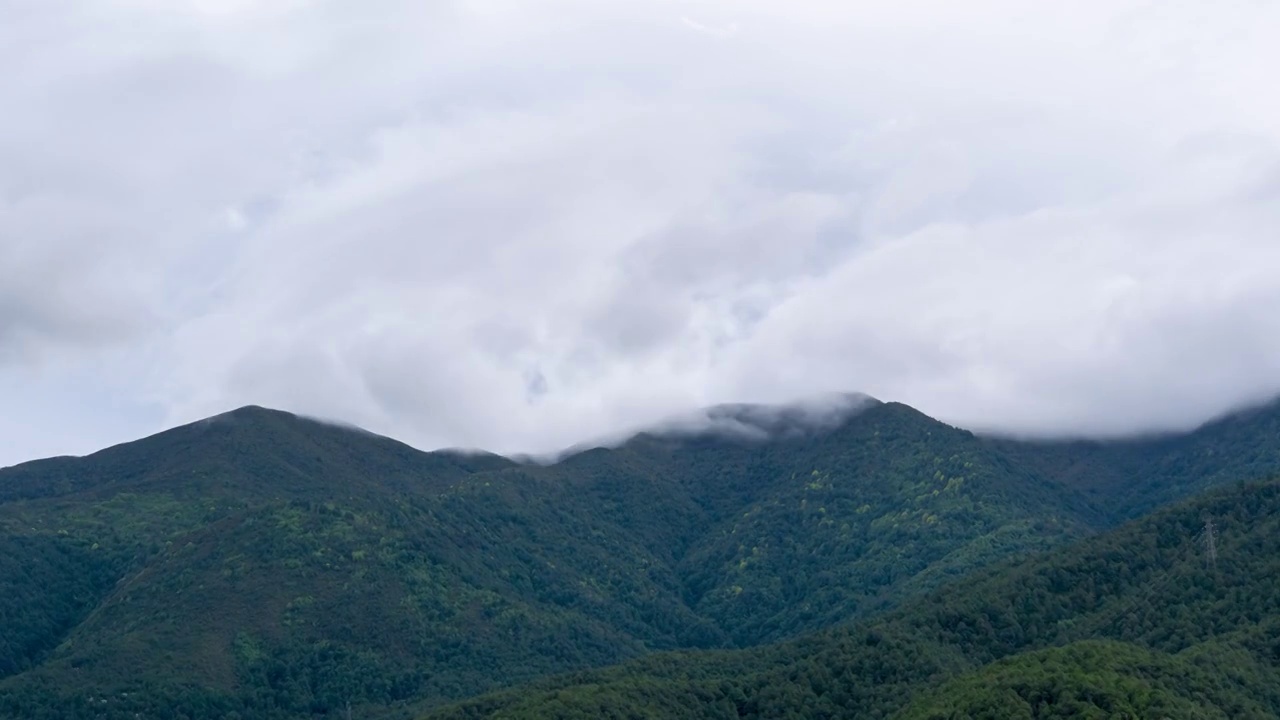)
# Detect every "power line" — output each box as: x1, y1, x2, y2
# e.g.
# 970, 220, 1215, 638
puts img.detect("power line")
1065, 519, 1220, 643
